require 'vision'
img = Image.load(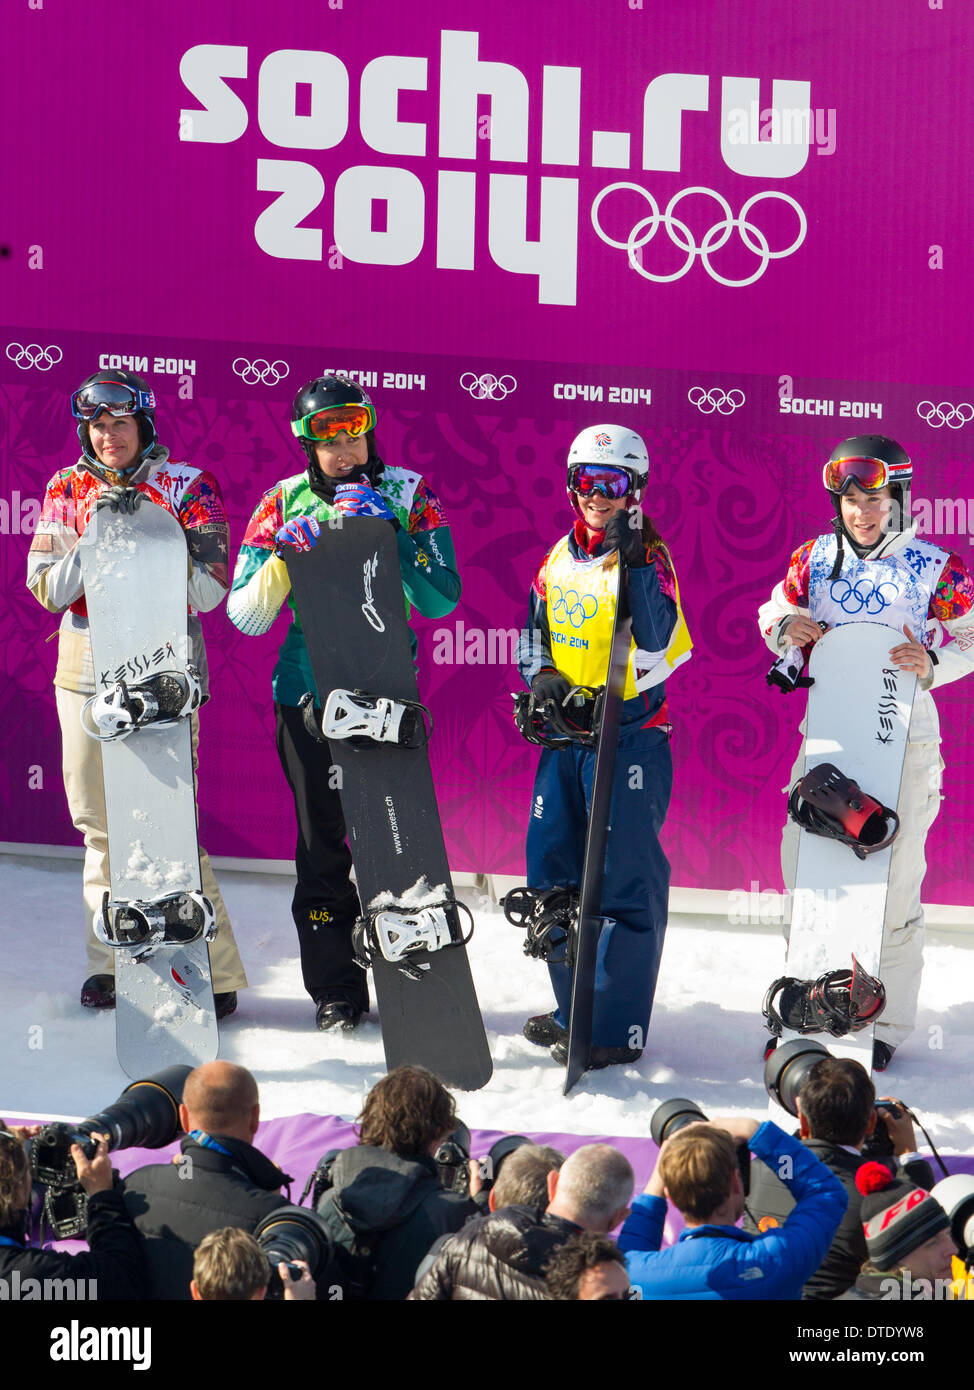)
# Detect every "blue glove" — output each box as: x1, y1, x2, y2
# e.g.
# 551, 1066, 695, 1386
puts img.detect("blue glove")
274, 516, 321, 557
333, 484, 395, 521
